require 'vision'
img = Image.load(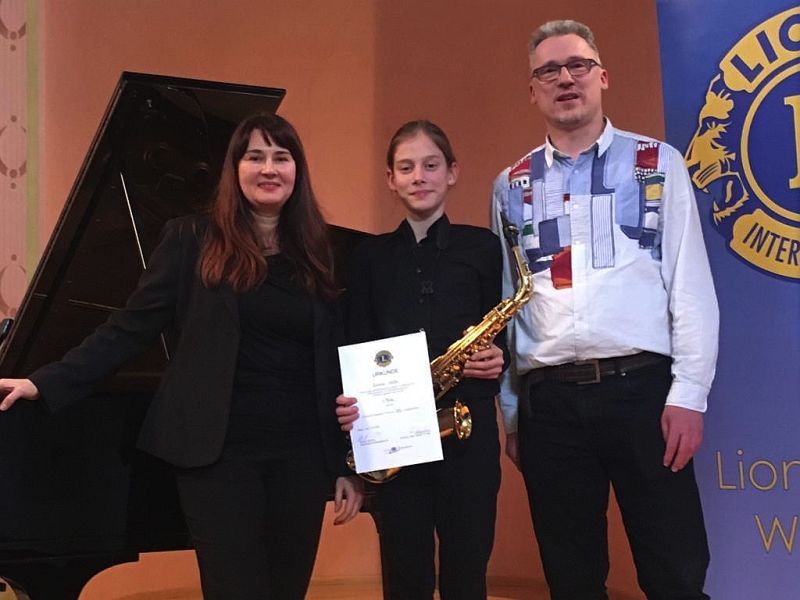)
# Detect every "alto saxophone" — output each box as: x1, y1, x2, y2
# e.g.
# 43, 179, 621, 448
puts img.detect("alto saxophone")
349, 216, 533, 484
